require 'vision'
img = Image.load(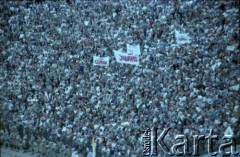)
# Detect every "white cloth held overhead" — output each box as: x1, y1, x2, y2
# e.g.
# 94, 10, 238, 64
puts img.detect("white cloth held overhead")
71, 151, 80, 157
93, 56, 109, 66
114, 50, 140, 65
127, 44, 141, 55
175, 29, 192, 45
